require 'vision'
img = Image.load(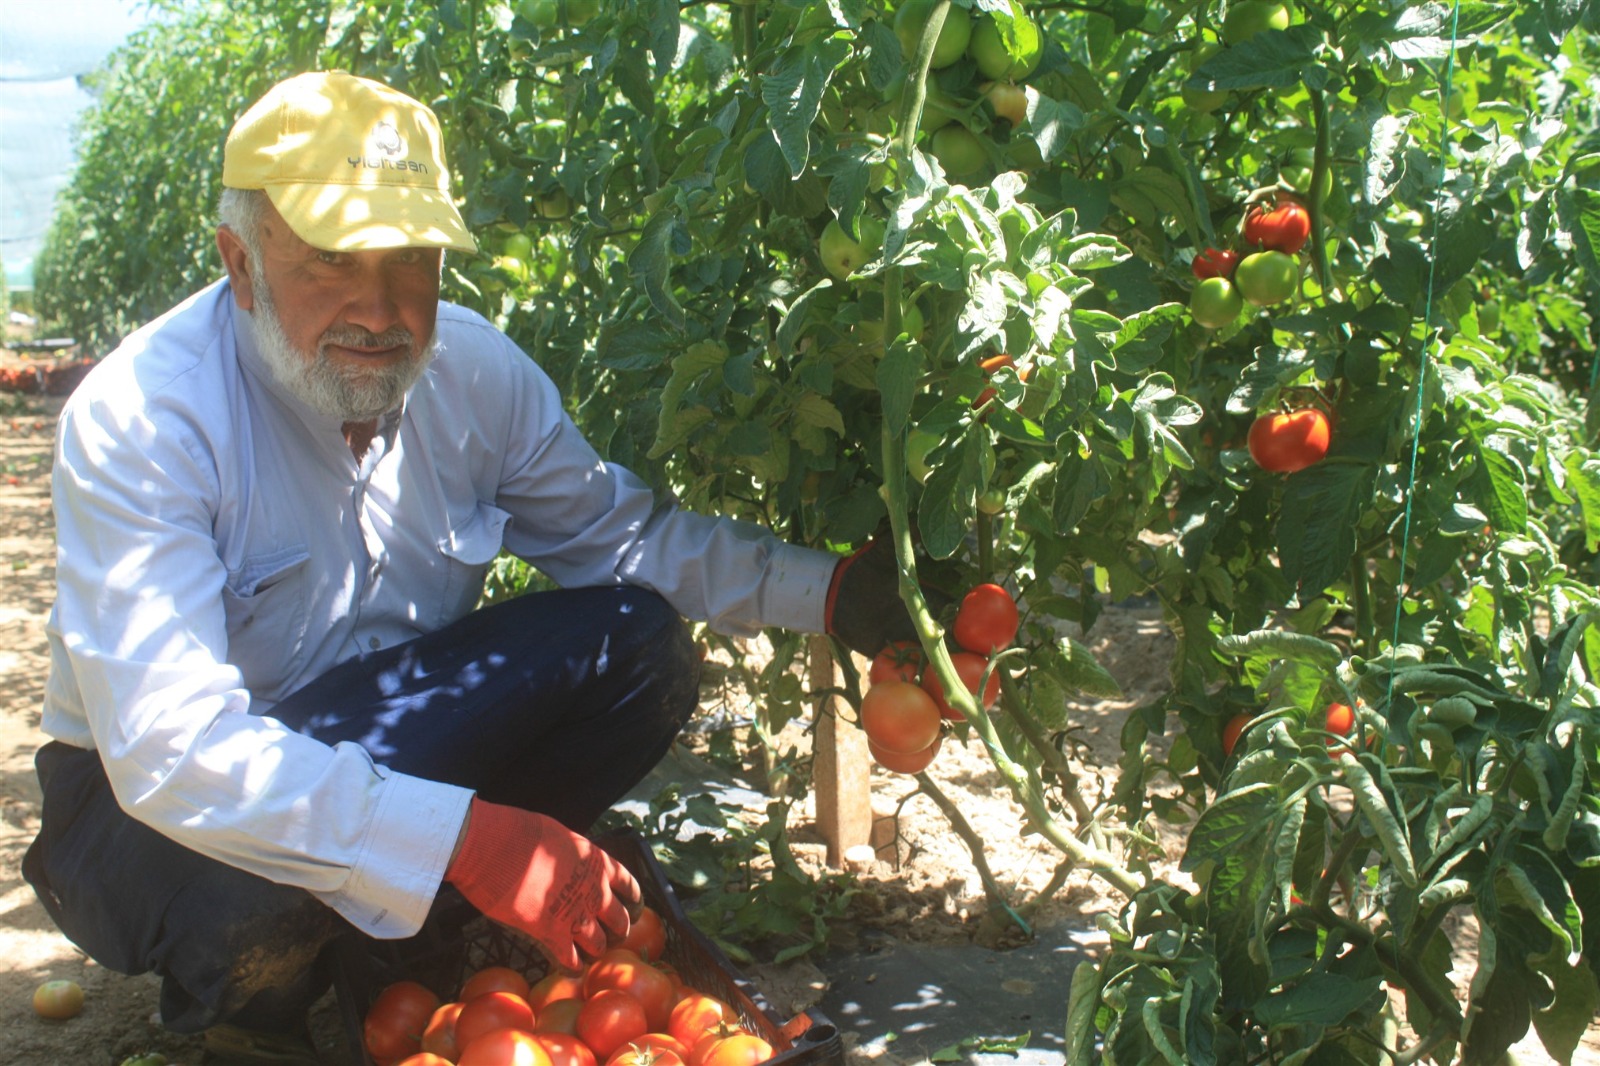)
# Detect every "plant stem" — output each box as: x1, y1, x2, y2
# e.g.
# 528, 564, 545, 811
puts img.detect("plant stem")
913, 771, 1029, 933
